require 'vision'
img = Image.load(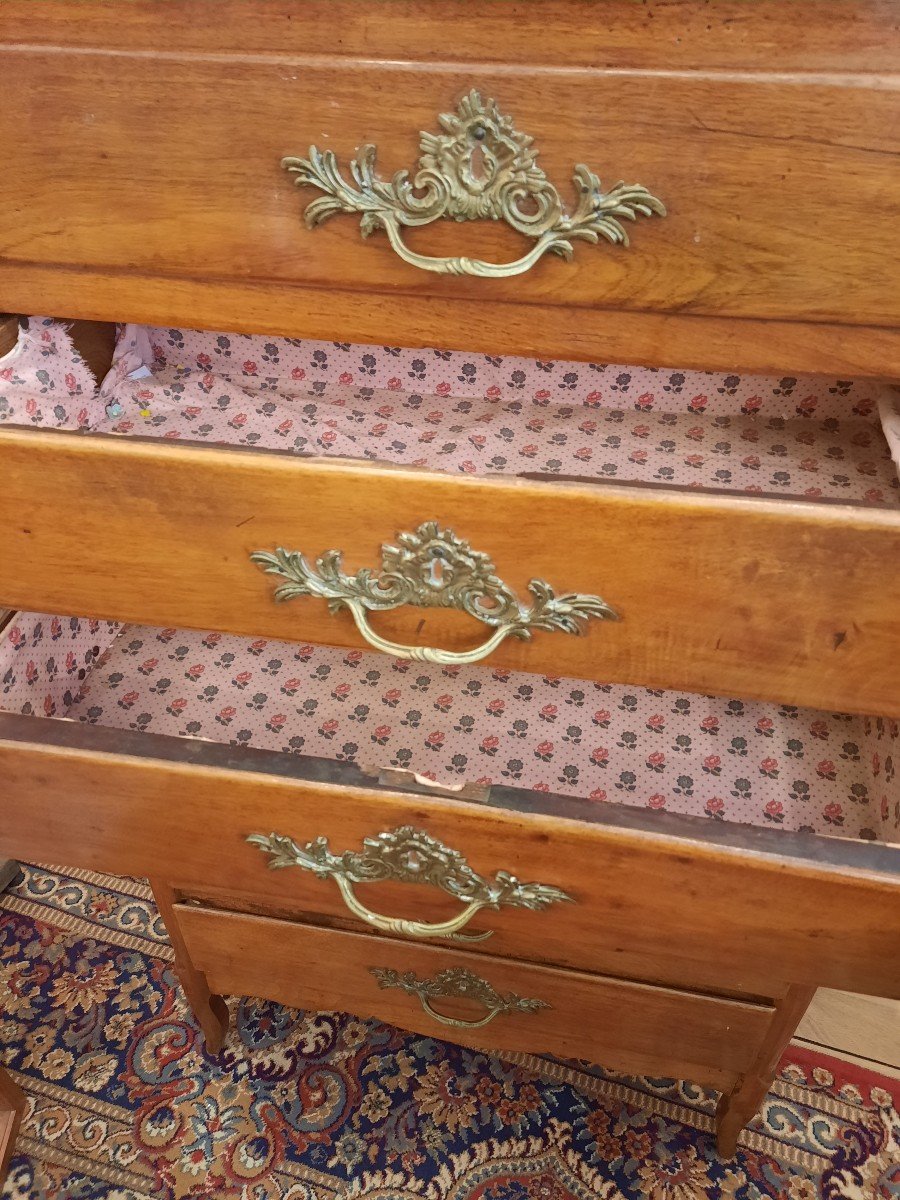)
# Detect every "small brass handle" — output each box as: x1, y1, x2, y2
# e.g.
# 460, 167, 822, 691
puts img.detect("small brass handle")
282, 89, 664, 278
251, 521, 618, 669
370, 966, 549, 1029
247, 825, 573, 944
